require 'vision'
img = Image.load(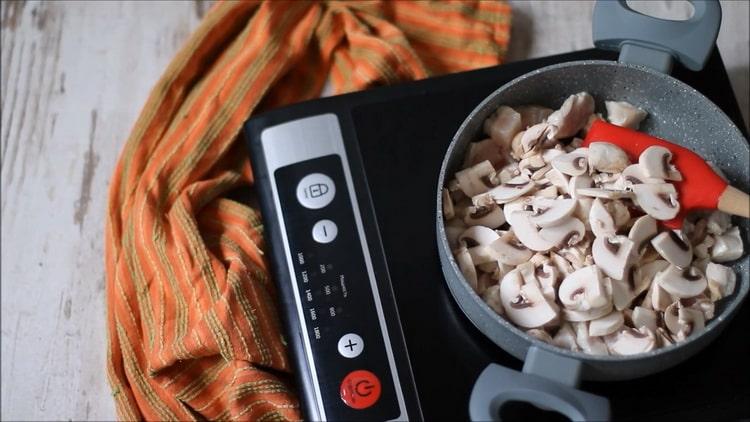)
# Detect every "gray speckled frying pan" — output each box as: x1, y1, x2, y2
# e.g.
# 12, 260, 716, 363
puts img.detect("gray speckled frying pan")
435, 1, 749, 420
